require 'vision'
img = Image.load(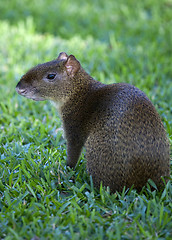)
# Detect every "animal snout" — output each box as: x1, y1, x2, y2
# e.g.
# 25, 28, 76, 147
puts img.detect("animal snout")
16, 82, 27, 95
